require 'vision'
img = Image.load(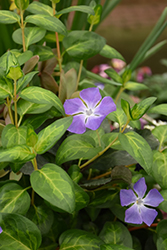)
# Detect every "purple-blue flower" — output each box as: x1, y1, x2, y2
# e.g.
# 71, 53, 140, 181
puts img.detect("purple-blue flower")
120, 177, 164, 226
64, 87, 116, 134
0, 226, 2, 234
